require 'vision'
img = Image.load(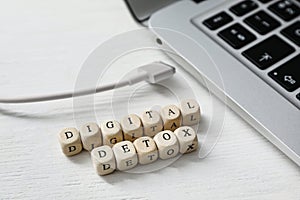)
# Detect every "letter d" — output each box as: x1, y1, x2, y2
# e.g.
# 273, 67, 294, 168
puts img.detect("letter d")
102, 164, 111, 170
